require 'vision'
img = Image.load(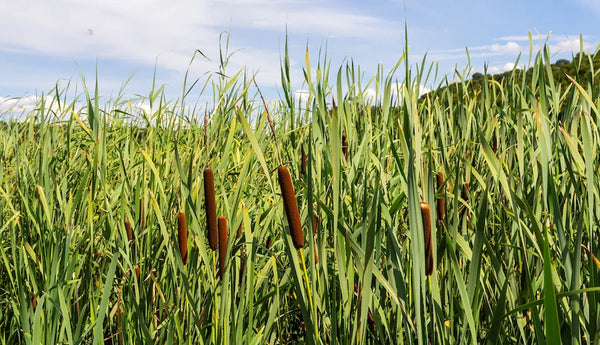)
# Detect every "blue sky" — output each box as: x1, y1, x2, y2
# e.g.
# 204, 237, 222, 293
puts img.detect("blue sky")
1, 0, 599, 113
